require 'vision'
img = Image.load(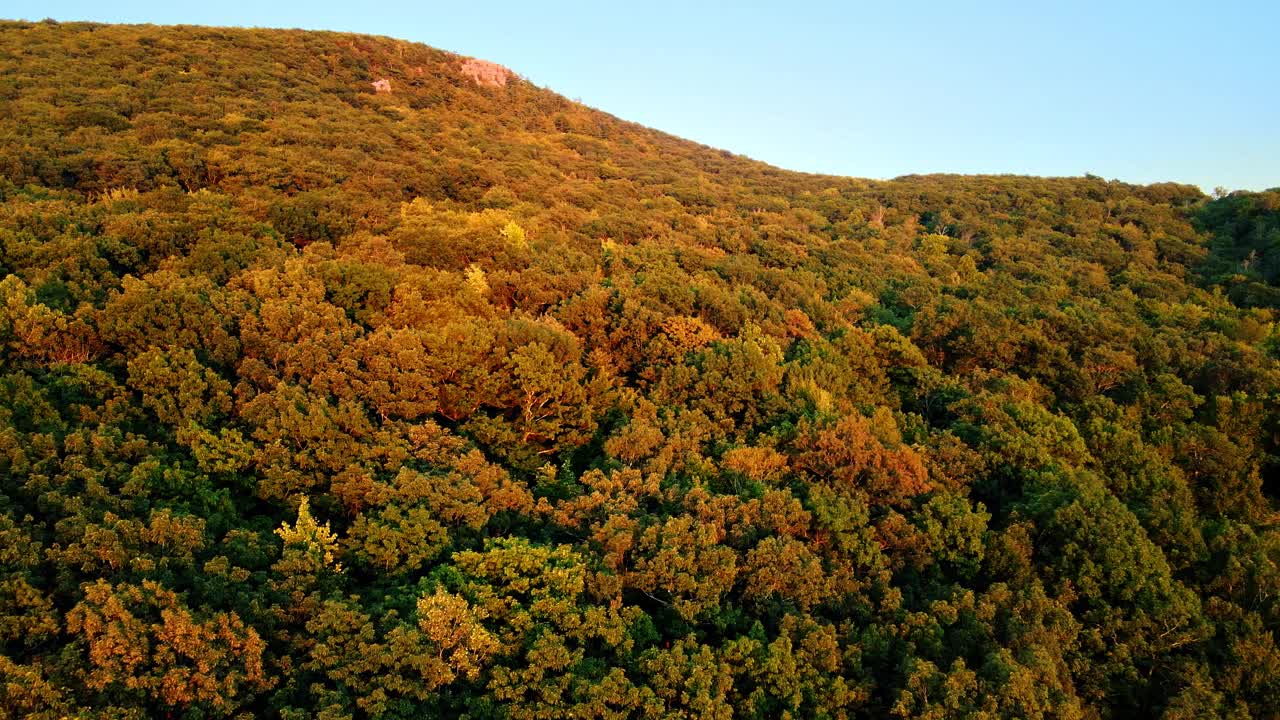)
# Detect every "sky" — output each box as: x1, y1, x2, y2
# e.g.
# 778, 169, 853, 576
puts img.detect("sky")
7, 1, 1278, 192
